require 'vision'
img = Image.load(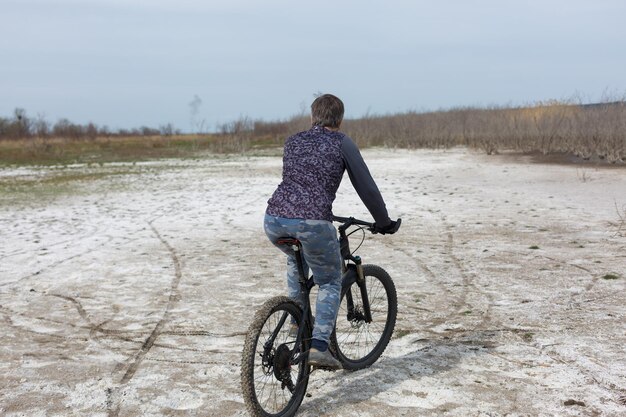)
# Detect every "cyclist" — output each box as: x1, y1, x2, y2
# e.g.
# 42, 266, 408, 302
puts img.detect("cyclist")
264, 93, 398, 369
